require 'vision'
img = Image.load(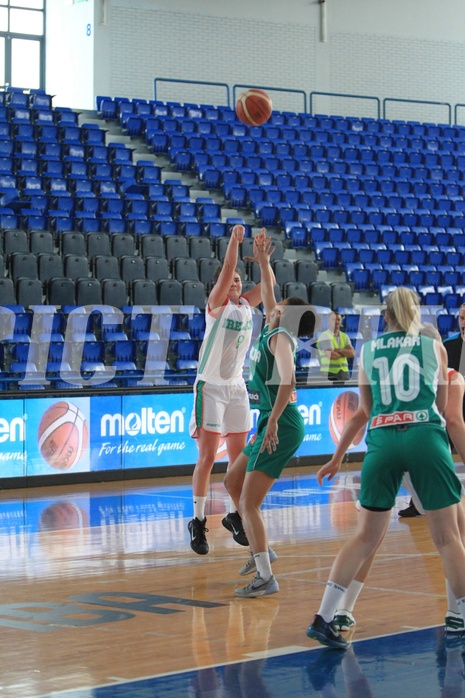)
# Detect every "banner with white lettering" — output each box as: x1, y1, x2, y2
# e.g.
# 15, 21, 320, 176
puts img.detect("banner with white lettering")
4, 387, 368, 479
93, 392, 196, 470
0, 399, 25, 477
